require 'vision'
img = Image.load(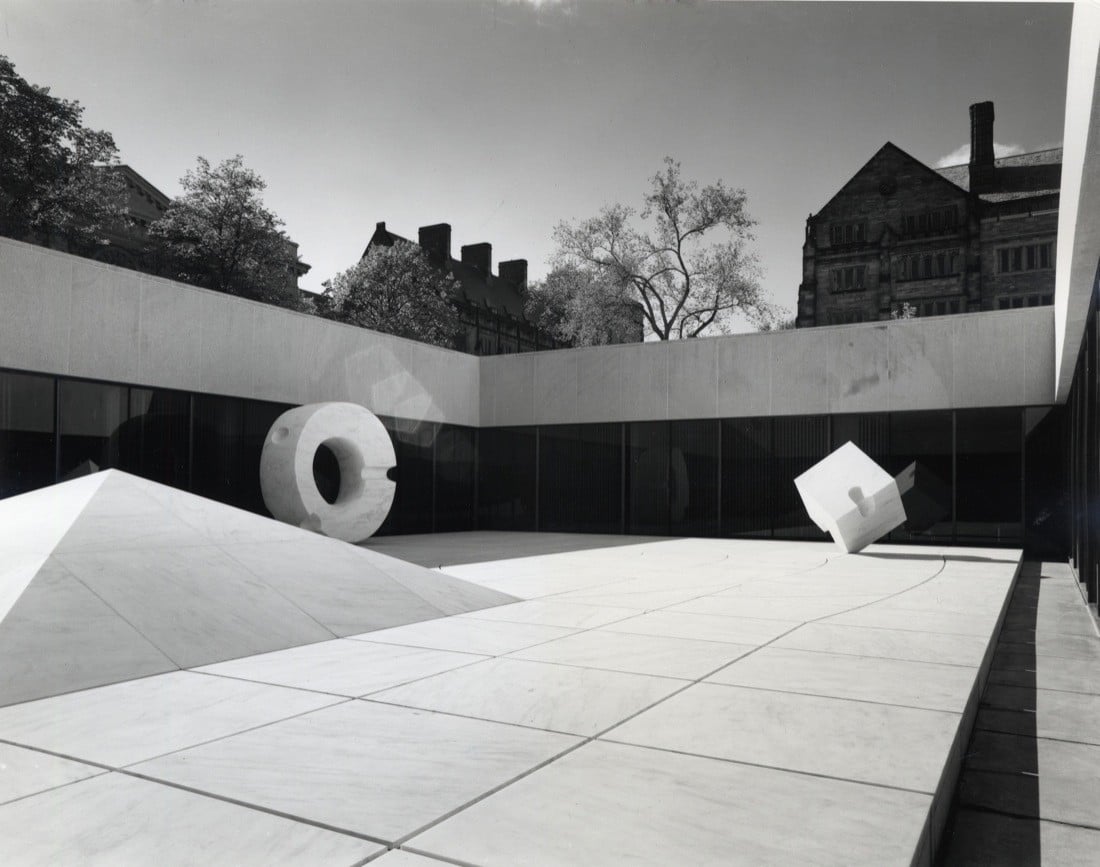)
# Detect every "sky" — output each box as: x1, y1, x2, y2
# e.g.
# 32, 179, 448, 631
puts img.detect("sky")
0, 0, 1074, 320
